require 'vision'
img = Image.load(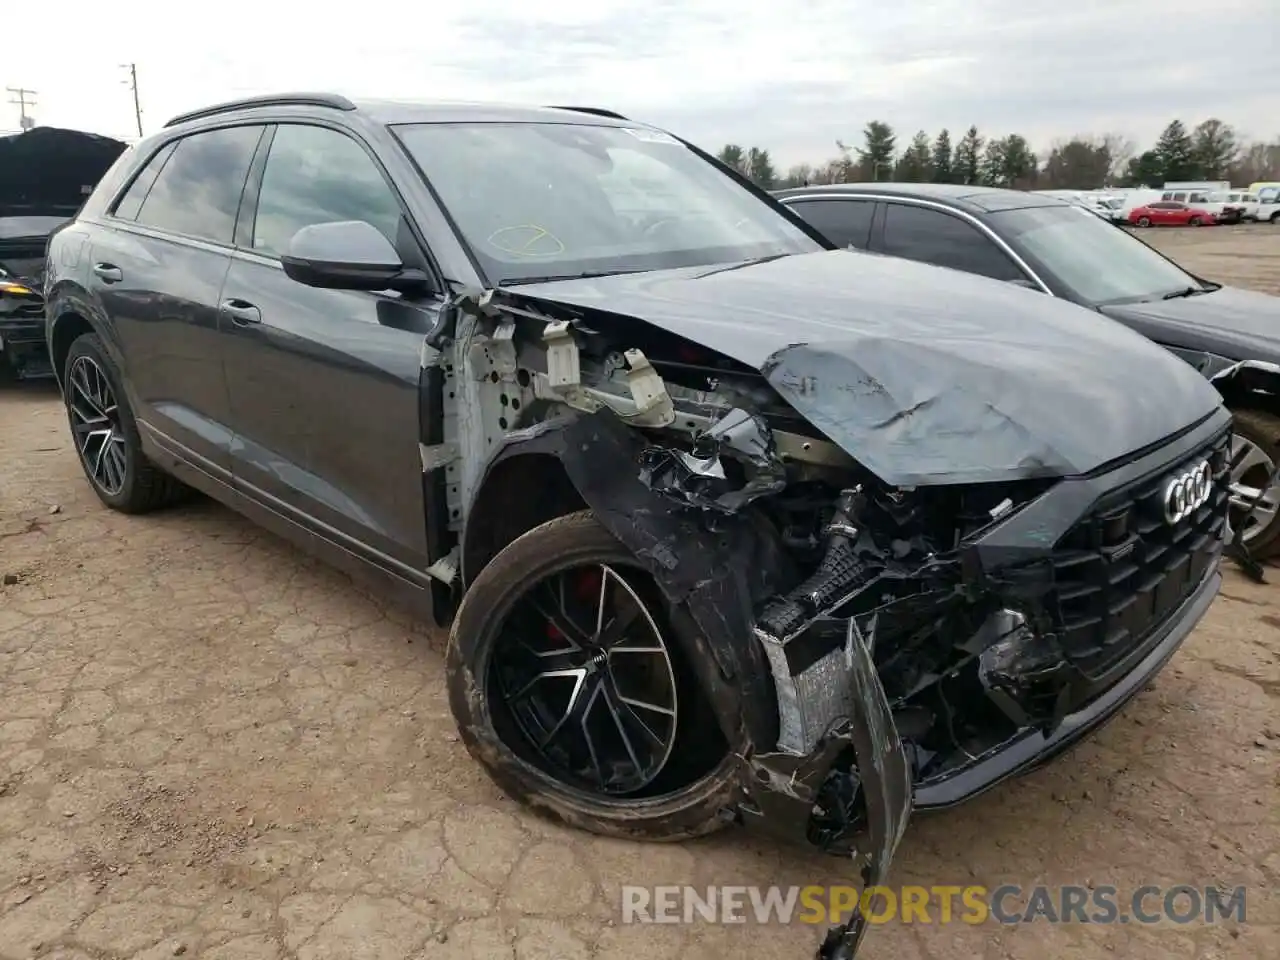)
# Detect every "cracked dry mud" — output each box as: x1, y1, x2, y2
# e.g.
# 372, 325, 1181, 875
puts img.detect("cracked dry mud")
2, 228, 1278, 960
